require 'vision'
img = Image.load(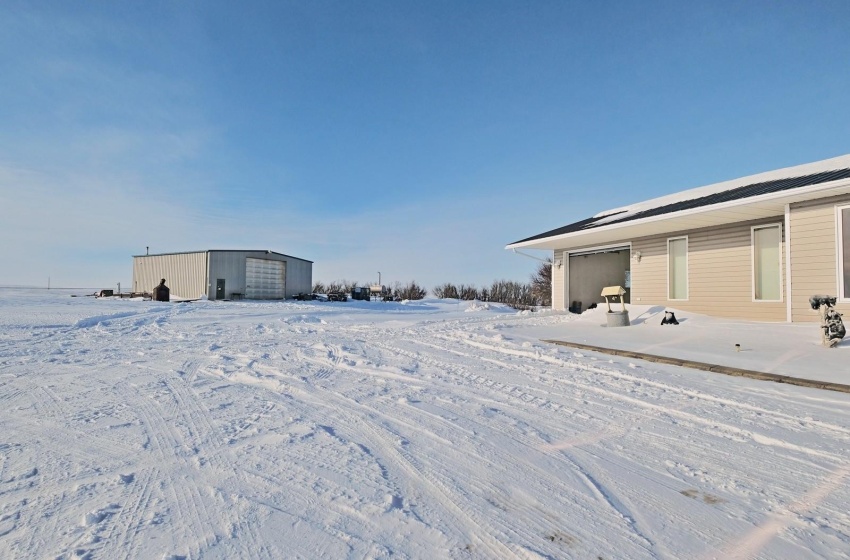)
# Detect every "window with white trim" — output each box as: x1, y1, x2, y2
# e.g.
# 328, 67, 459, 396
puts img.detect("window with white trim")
840, 205, 850, 300
668, 237, 688, 300
752, 224, 782, 301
